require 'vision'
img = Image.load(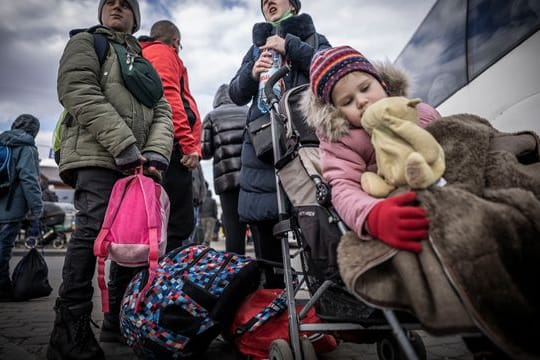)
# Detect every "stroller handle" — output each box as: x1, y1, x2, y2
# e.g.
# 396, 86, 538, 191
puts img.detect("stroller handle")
264, 65, 290, 107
